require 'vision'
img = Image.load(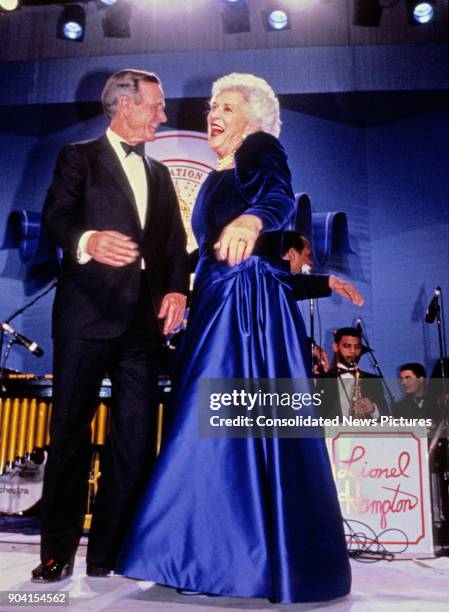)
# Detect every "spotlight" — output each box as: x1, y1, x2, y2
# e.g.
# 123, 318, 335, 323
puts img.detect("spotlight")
407, 0, 435, 24
102, 0, 131, 38
221, 0, 251, 34
353, 0, 382, 26
57, 4, 86, 41
99, 0, 117, 5
265, 9, 290, 31
0, 0, 20, 11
